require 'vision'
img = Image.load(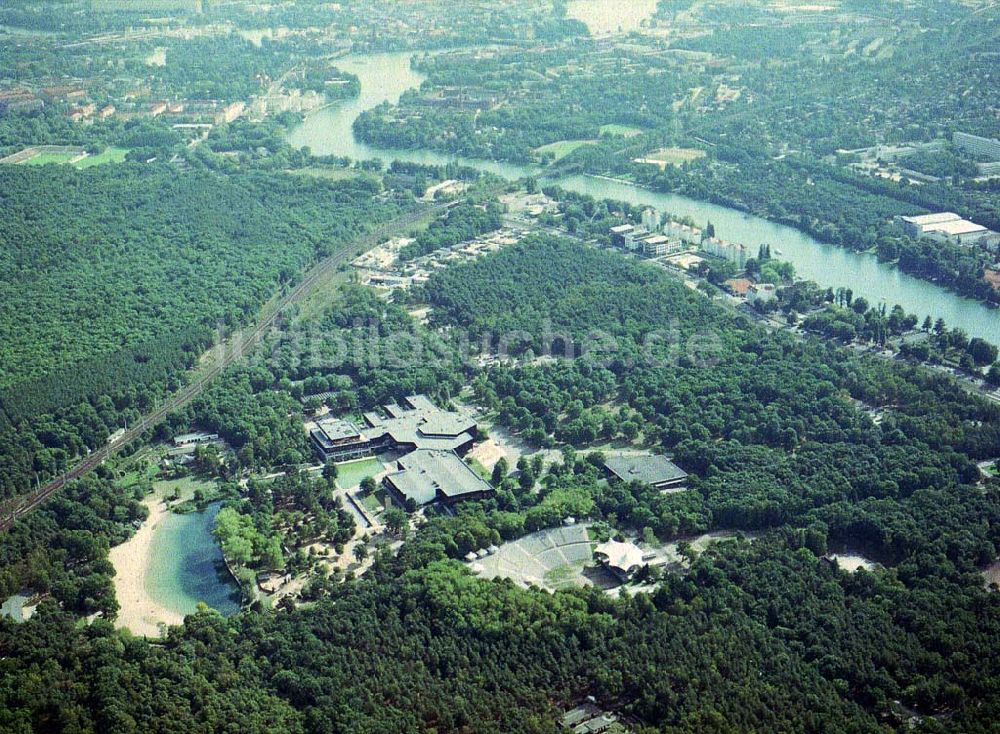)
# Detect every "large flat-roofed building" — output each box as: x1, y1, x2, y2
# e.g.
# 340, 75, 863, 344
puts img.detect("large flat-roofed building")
898, 212, 962, 237
364, 394, 477, 454
173, 431, 219, 448
924, 218, 989, 246
604, 454, 688, 491
897, 212, 994, 247
954, 132, 1000, 162
310, 395, 477, 462
383, 449, 494, 508
640, 234, 672, 257
310, 418, 372, 461
609, 224, 635, 248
